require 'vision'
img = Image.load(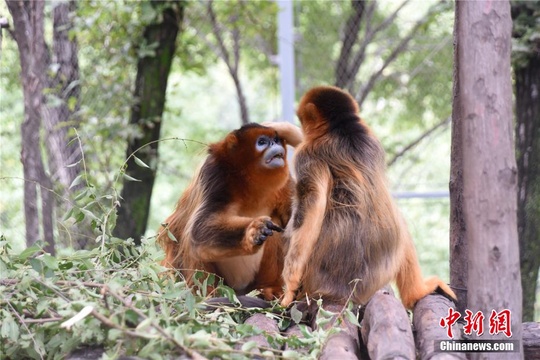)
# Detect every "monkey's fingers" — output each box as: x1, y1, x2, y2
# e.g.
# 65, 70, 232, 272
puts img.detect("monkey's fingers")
264, 220, 284, 232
